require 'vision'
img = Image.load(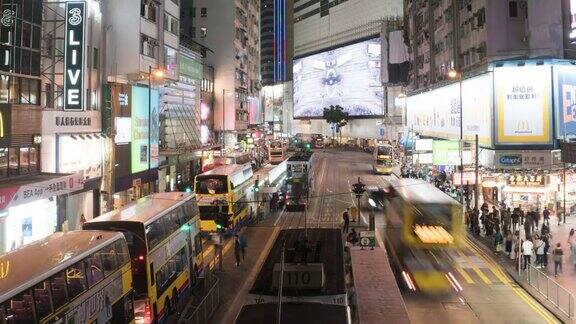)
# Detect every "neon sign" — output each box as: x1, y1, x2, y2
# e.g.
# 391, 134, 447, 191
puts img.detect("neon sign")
64, 1, 86, 111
